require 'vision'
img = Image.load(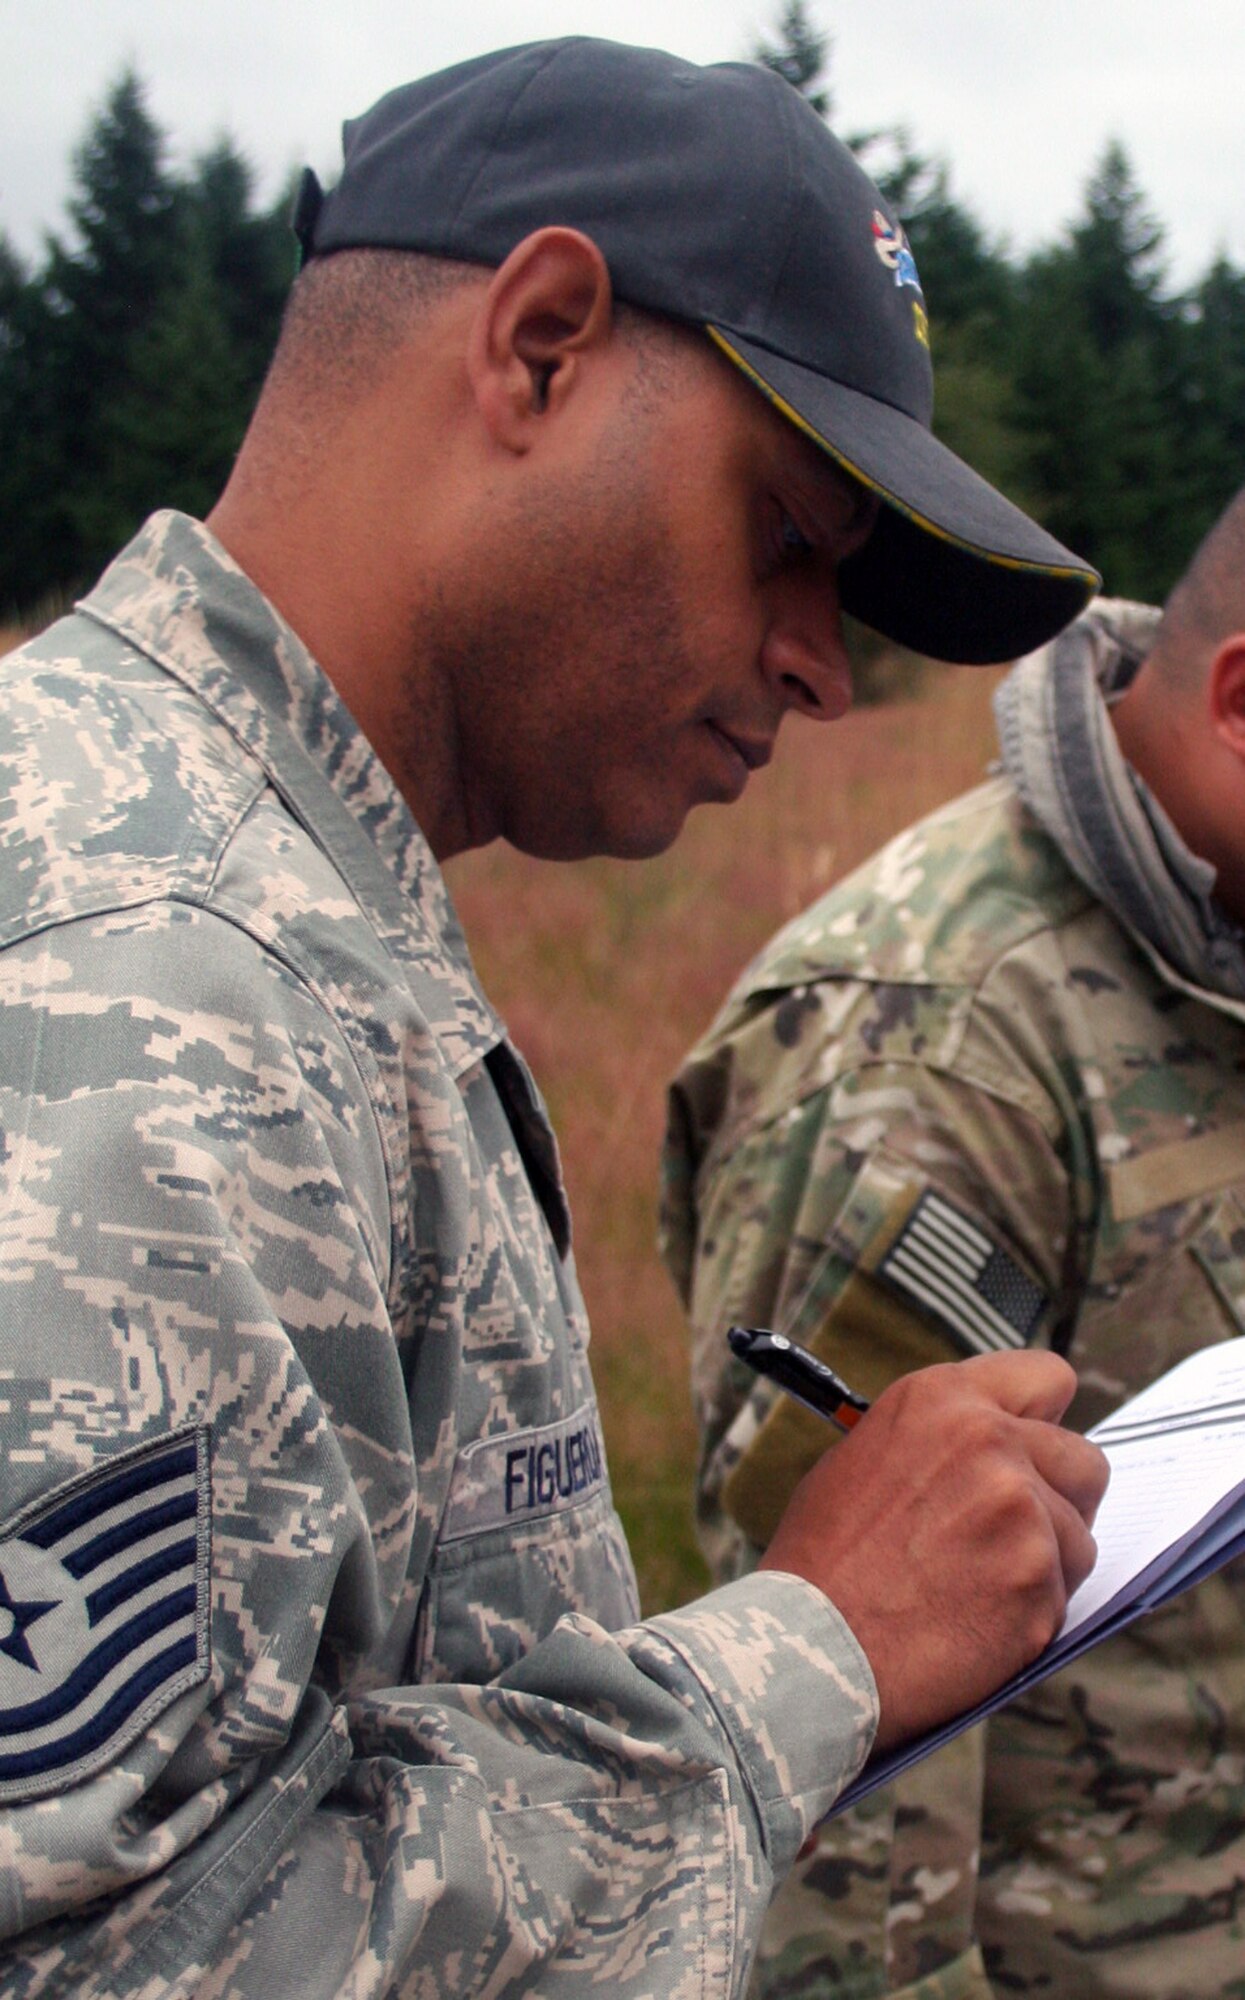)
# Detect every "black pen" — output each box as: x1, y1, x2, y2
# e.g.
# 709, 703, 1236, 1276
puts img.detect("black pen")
727, 1325, 871, 1431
